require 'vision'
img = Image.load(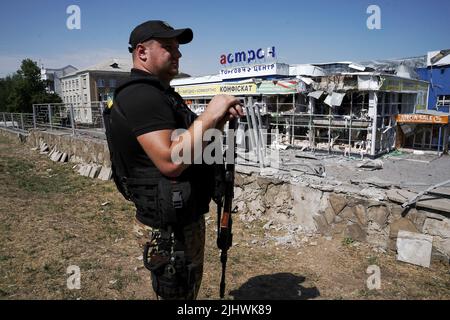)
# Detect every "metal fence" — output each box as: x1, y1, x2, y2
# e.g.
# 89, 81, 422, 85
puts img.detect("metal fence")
32, 102, 105, 135
0, 102, 107, 138
1, 101, 373, 156
0, 112, 34, 132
